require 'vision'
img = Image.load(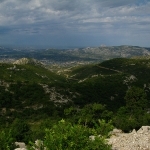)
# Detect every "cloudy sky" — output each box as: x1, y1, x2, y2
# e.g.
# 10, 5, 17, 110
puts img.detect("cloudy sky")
0, 0, 150, 48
